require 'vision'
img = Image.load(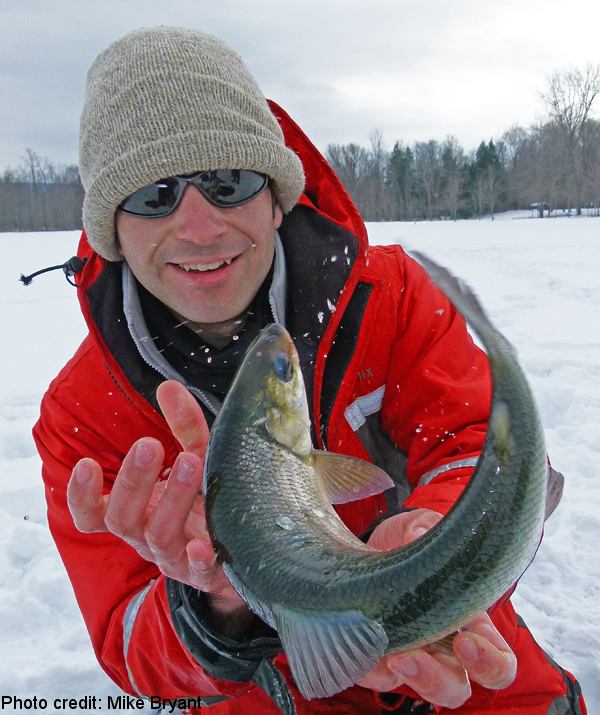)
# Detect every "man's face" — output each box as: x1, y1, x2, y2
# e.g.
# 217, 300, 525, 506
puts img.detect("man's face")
116, 183, 283, 325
